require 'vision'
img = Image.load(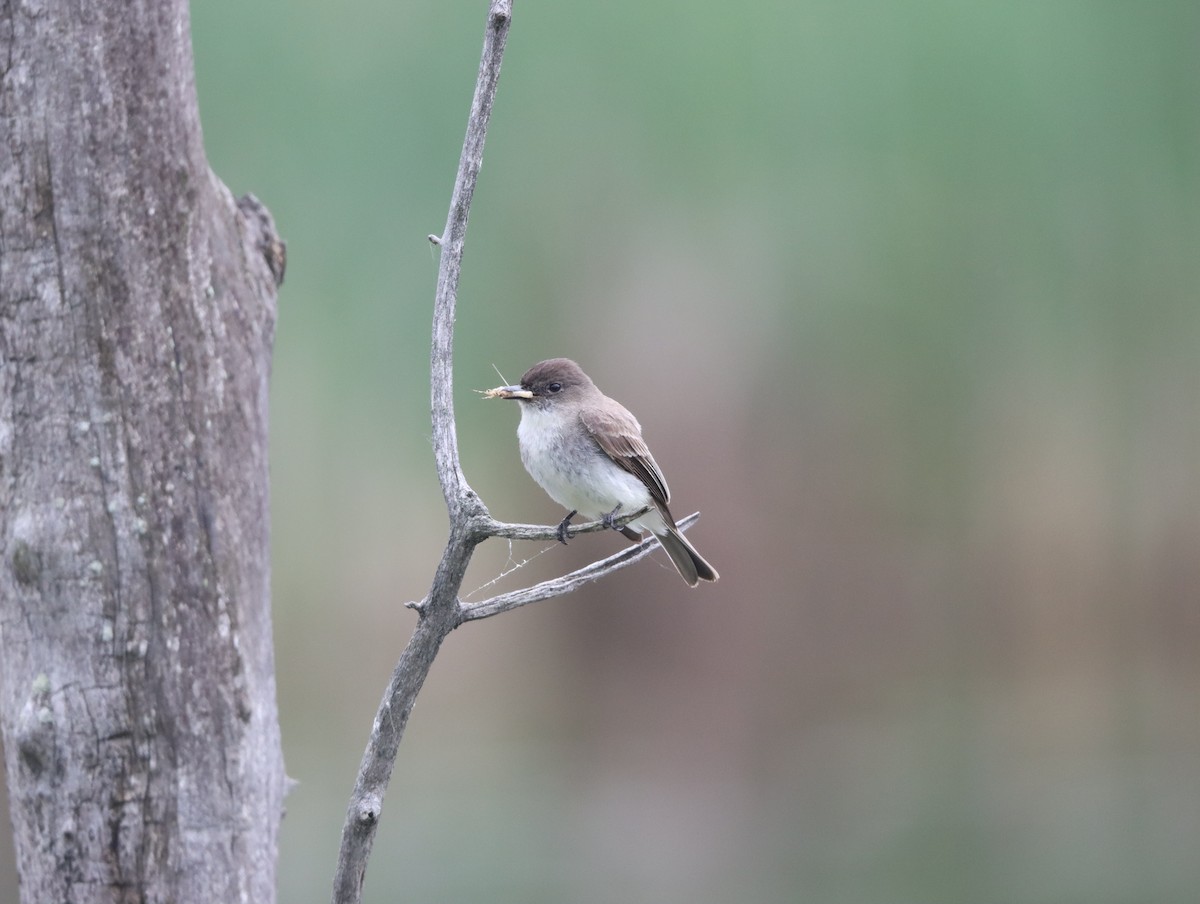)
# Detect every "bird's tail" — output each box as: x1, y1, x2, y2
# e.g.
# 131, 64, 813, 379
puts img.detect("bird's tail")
656, 527, 719, 587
